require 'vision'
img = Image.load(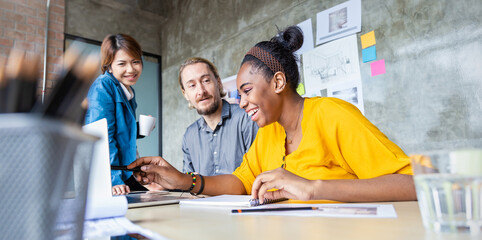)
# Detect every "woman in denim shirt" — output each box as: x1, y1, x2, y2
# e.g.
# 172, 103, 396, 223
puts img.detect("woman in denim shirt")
85, 34, 147, 195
